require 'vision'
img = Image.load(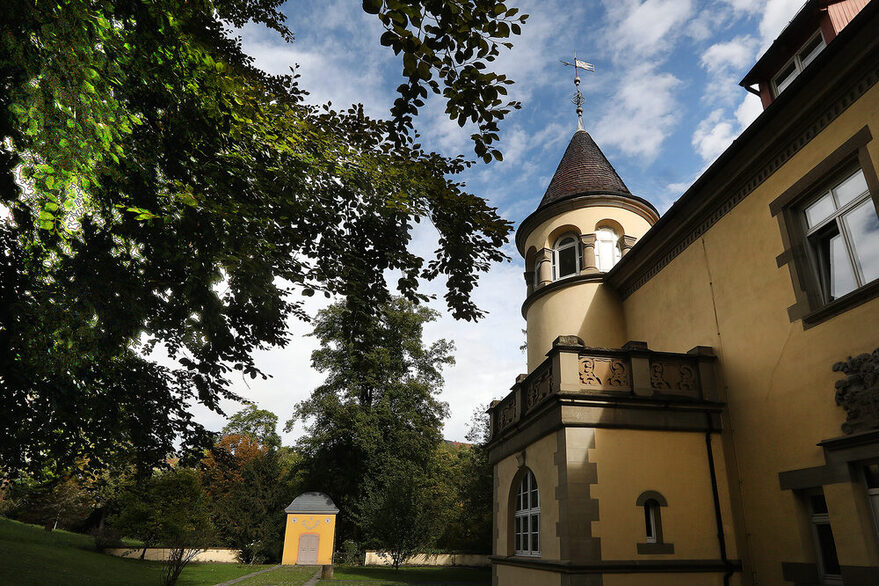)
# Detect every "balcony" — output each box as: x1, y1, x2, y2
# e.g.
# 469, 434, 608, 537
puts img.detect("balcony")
487, 336, 723, 452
